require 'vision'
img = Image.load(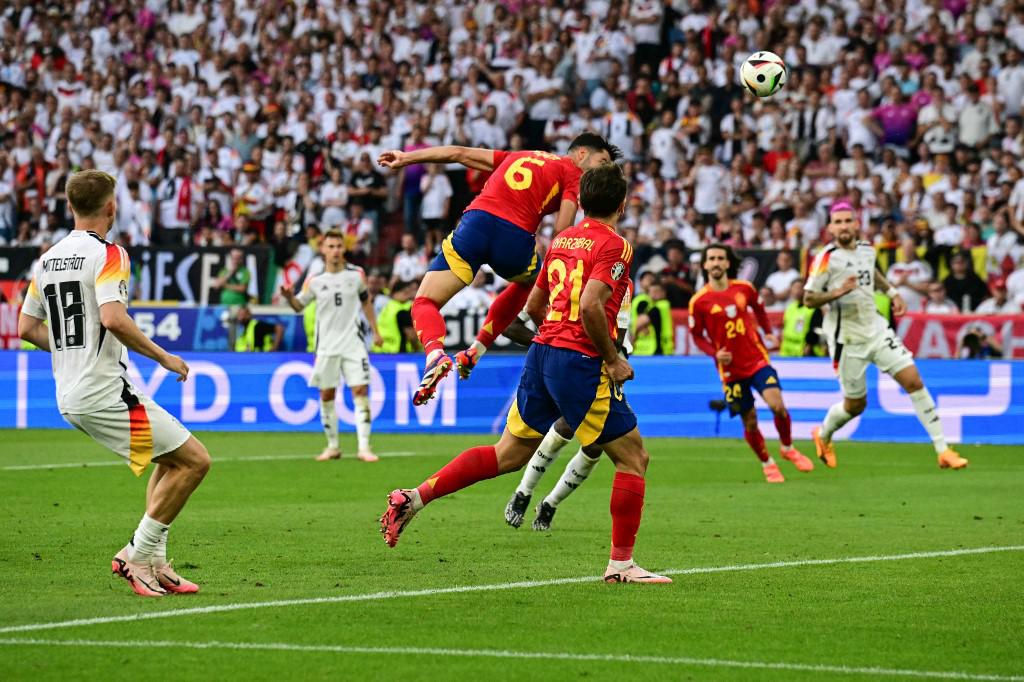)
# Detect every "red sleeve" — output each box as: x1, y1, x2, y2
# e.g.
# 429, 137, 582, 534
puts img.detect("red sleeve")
492, 150, 509, 169
687, 301, 718, 357
590, 236, 632, 288
745, 281, 772, 333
